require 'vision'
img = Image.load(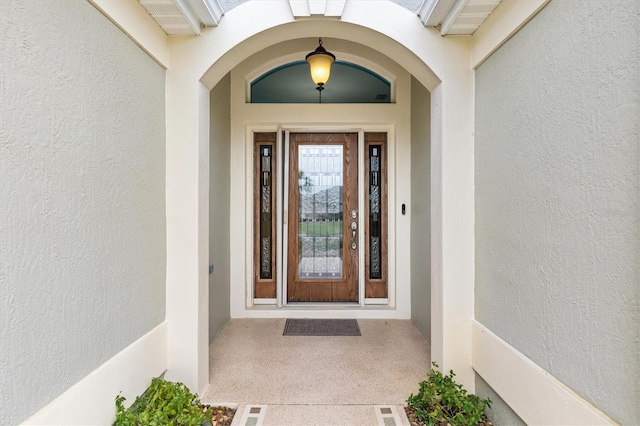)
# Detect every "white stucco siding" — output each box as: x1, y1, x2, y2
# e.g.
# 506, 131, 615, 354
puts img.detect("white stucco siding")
475, 0, 640, 423
0, 1, 166, 424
